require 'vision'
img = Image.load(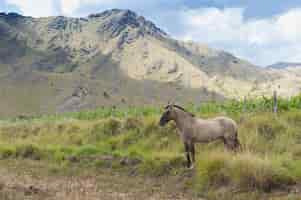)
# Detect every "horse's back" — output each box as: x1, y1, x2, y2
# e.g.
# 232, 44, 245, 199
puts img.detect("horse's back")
213, 116, 237, 126
213, 116, 238, 136
192, 118, 225, 141
188, 116, 238, 142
